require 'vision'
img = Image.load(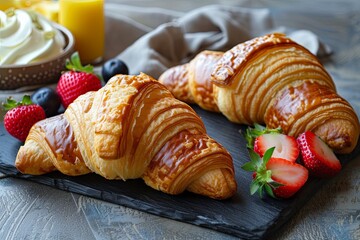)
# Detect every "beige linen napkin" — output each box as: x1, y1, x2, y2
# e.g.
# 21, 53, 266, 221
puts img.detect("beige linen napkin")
107, 4, 331, 78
